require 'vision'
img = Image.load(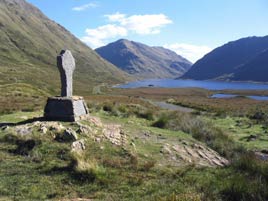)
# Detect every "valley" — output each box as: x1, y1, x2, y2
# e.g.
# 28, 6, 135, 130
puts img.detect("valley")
1, 0, 268, 200
1, 86, 268, 200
